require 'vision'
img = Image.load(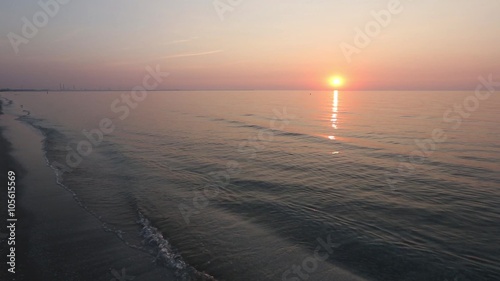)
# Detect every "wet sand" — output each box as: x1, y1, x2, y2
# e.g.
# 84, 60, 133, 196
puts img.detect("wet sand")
0, 100, 27, 280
